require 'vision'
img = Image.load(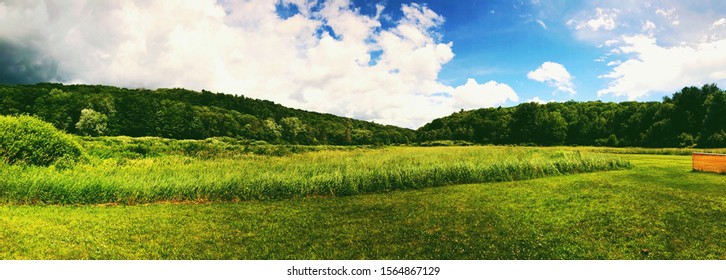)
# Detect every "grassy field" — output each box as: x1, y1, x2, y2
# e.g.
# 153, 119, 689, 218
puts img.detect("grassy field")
0, 144, 628, 205
0, 145, 724, 259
